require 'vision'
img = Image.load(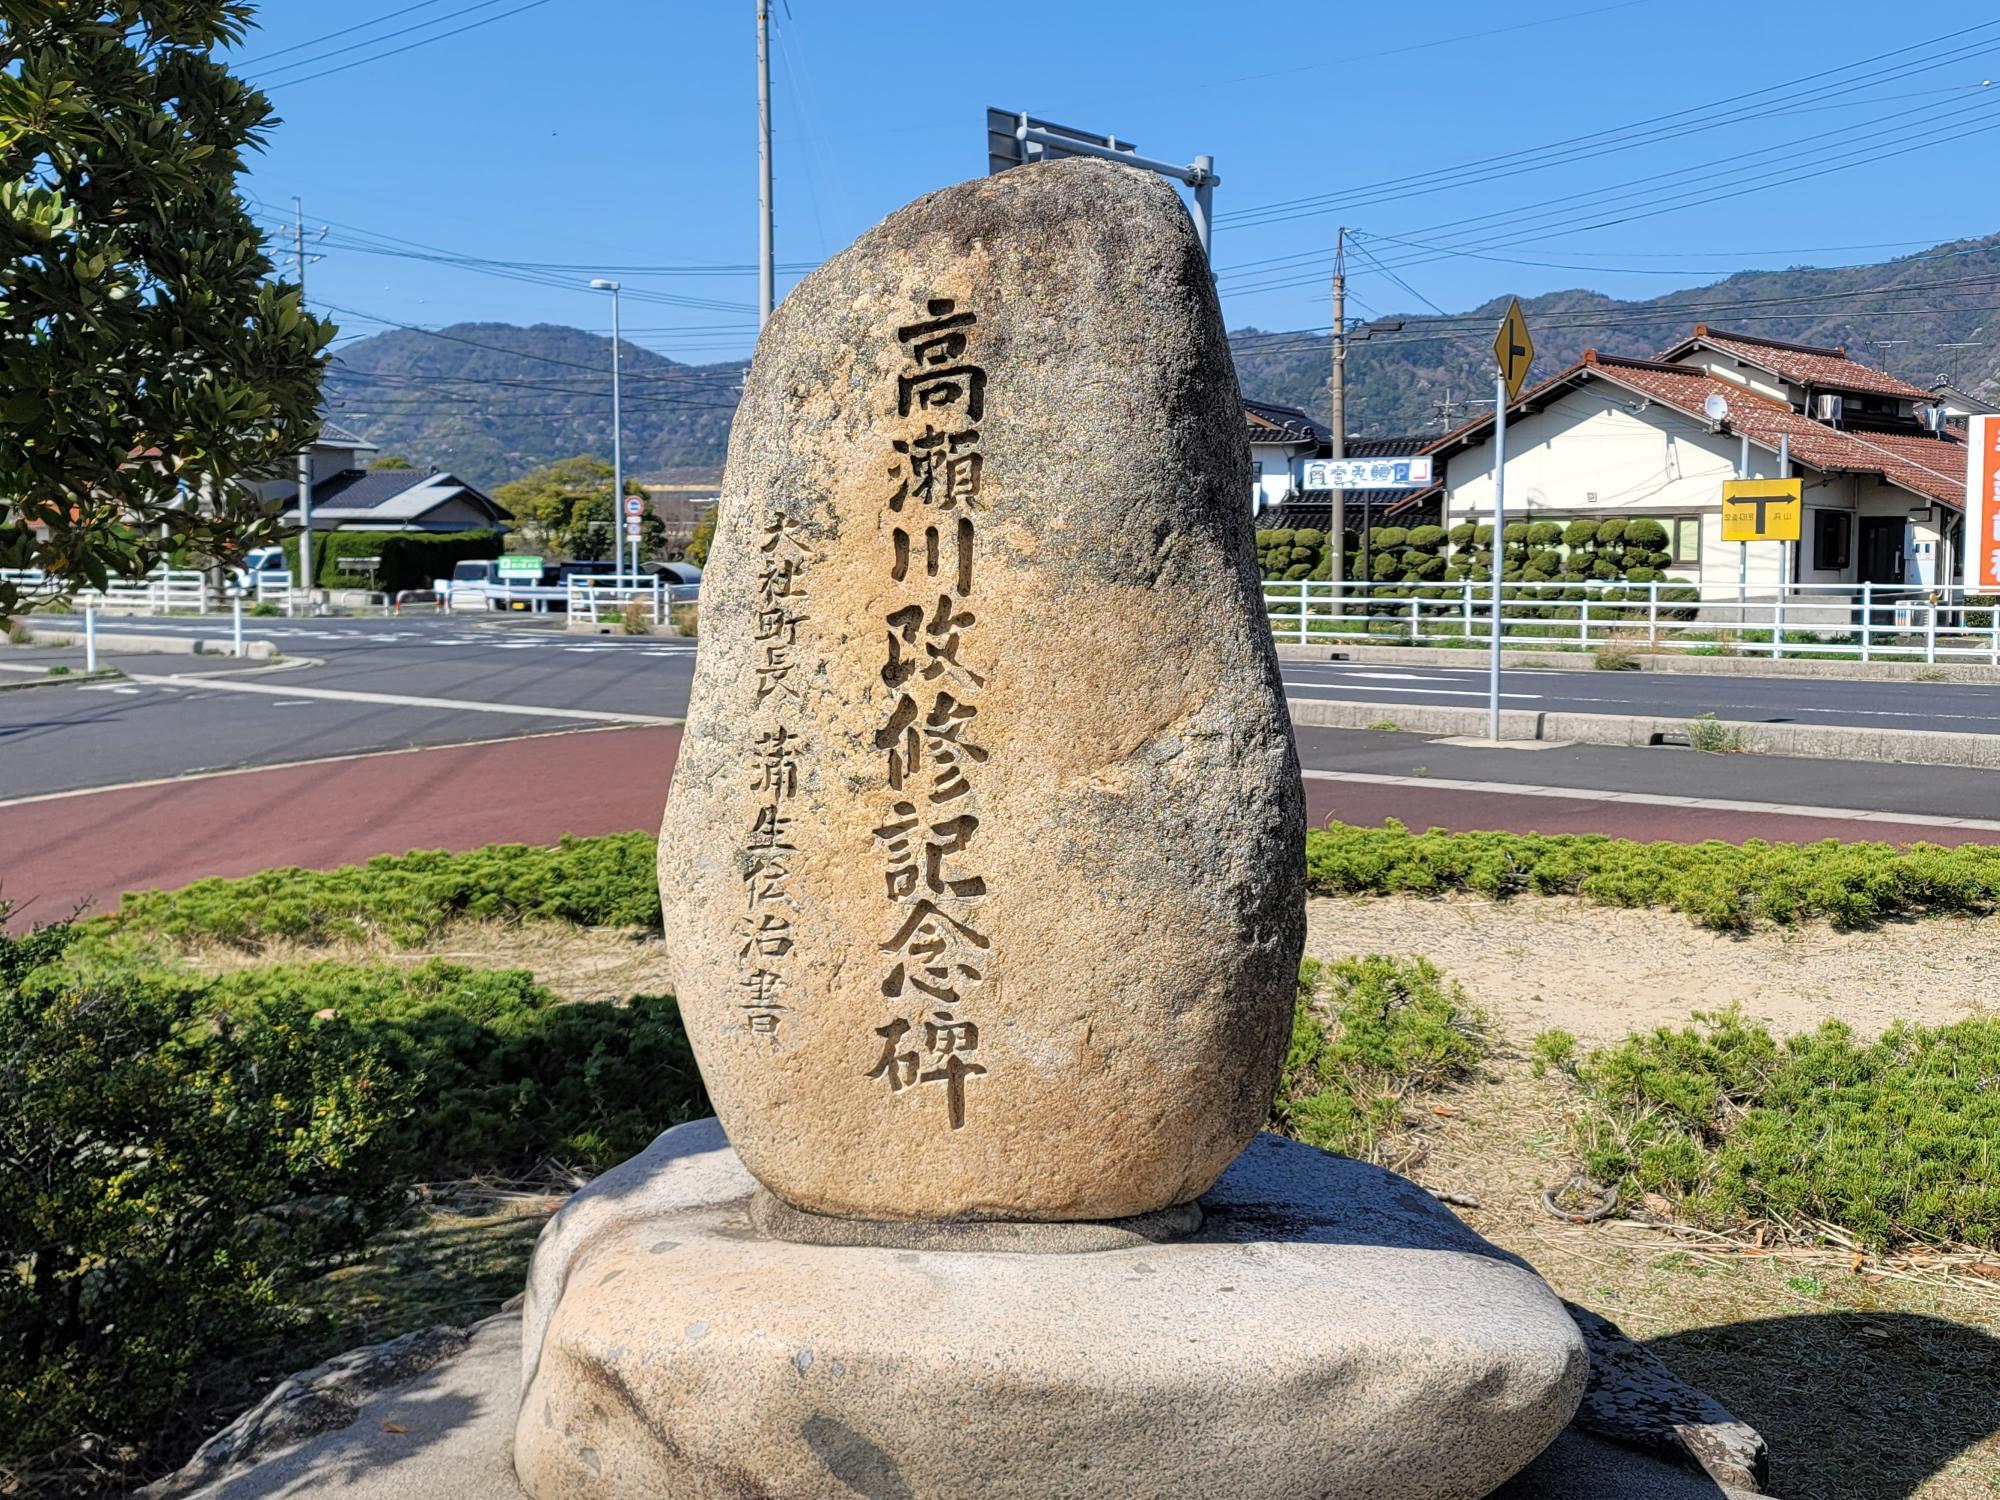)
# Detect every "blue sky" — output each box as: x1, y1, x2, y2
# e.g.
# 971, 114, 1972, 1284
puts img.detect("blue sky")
234, 2, 2000, 370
